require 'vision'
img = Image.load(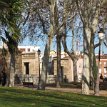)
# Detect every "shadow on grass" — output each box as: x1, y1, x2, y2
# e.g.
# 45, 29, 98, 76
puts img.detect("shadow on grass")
0, 87, 107, 107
